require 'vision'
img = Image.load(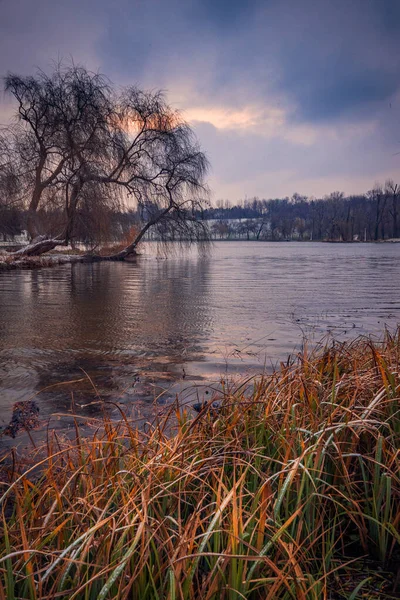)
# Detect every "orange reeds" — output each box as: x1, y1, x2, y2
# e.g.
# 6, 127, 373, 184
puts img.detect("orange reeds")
0, 331, 399, 599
